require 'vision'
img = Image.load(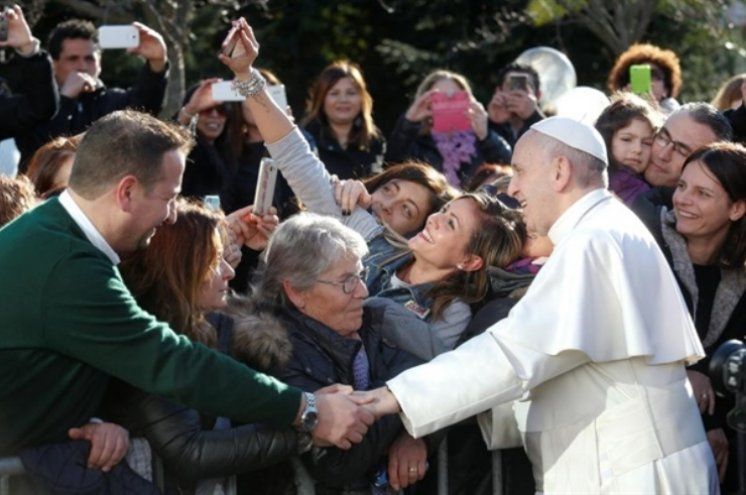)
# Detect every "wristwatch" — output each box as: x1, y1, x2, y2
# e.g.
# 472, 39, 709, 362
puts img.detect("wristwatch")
298, 392, 318, 433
